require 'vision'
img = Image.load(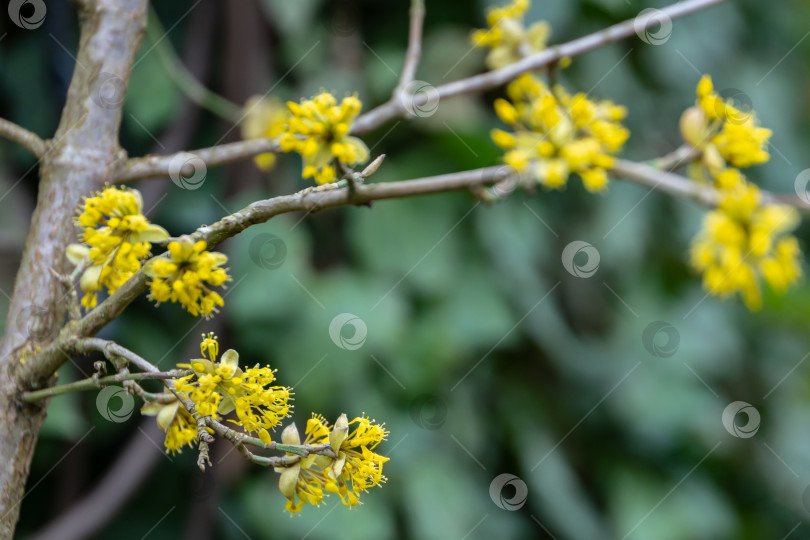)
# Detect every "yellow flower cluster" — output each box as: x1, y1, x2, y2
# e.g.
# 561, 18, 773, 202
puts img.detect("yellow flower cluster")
141, 398, 198, 455
278, 413, 389, 513
144, 236, 230, 319
280, 92, 369, 185
145, 334, 292, 454
680, 75, 801, 309
690, 182, 801, 310
492, 74, 629, 192
67, 186, 168, 309
175, 333, 292, 446
680, 75, 772, 183
241, 96, 290, 171
471, 0, 551, 70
